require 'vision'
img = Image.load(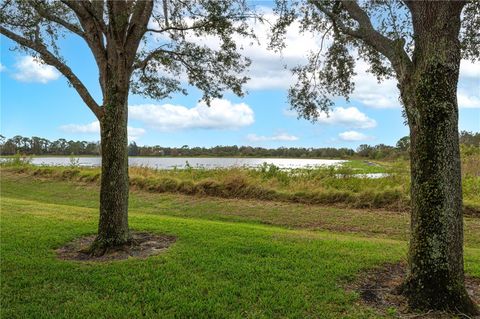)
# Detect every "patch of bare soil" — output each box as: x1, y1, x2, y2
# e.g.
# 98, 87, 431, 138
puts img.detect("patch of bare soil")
464, 206, 480, 218
56, 231, 176, 262
348, 262, 480, 318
